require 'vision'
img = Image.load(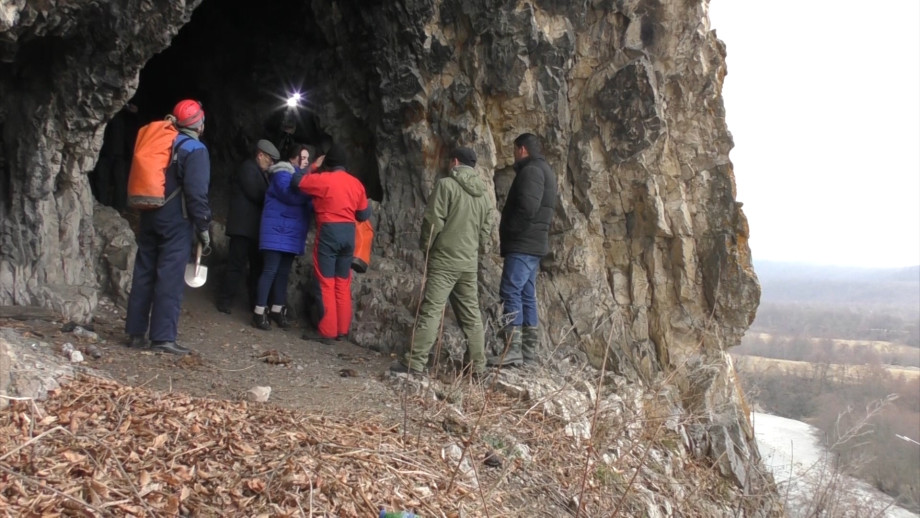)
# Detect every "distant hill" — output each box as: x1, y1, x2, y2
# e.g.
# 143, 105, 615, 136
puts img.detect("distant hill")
749, 261, 919, 346
753, 261, 920, 308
